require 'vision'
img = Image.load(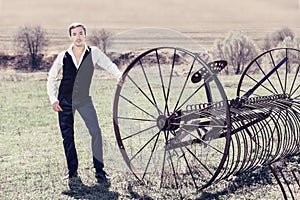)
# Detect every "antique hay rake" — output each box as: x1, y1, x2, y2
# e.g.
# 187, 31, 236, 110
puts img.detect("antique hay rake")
112, 47, 300, 197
